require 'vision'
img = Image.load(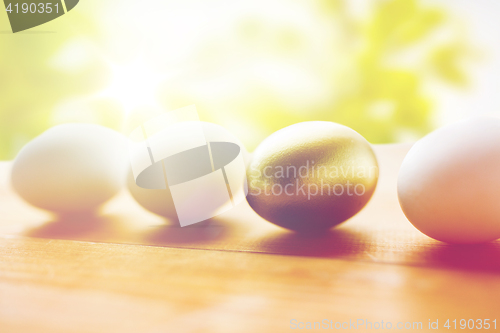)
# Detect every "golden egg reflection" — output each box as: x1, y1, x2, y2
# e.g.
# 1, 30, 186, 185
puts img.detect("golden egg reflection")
247, 121, 379, 231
